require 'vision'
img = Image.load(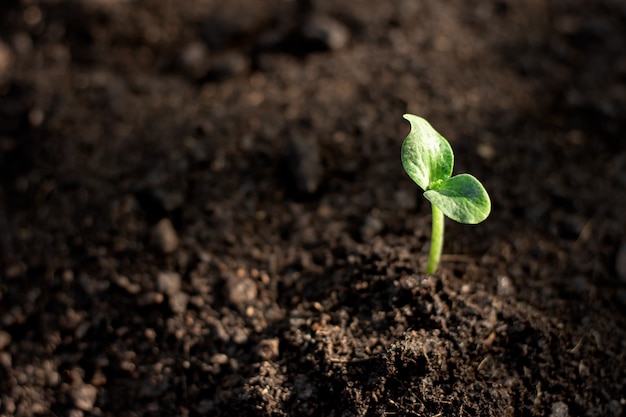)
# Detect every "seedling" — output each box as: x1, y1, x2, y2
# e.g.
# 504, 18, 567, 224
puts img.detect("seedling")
401, 114, 491, 274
